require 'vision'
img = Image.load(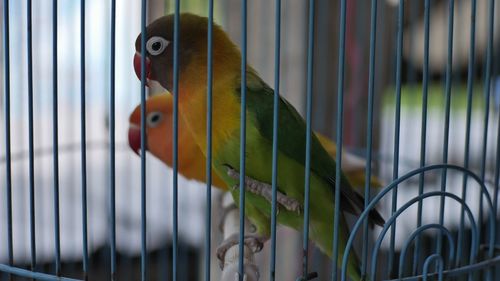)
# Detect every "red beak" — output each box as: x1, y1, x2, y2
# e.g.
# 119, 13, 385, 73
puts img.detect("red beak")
133, 52, 151, 86
128, 124, 145, 156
